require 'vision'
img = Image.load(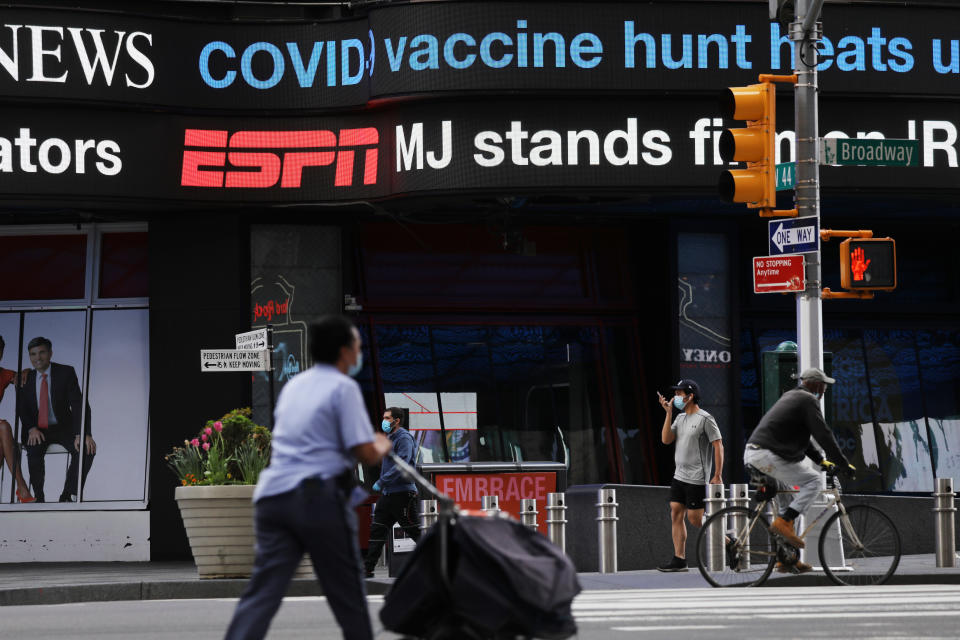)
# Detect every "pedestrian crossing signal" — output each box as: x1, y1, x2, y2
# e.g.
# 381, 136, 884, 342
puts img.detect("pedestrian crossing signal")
840, 238, 897, 290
